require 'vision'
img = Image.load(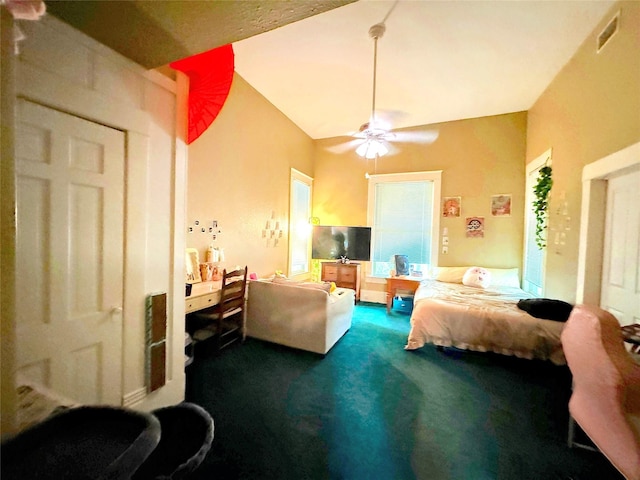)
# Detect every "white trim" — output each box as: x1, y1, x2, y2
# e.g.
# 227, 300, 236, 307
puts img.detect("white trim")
359, 289, 387, 304
15, 16, 184, 409
288, 168, 313, 279
525, 148, 552, 177
169, 73, 189, 391
576, 142, 640, 304
582, 142, 640, 181
122, 387, 147, 408
522, 149, 552, 295
290, 168, 313, 184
